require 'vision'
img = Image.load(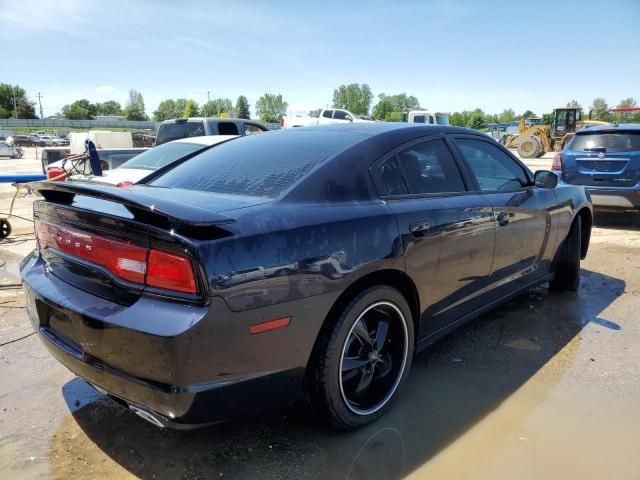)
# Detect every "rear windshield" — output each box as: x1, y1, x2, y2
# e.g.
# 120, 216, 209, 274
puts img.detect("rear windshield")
151, 130, 362, 197
118, 142, 205, 171
570, 132, 640, 152
156, 121, 205, 145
